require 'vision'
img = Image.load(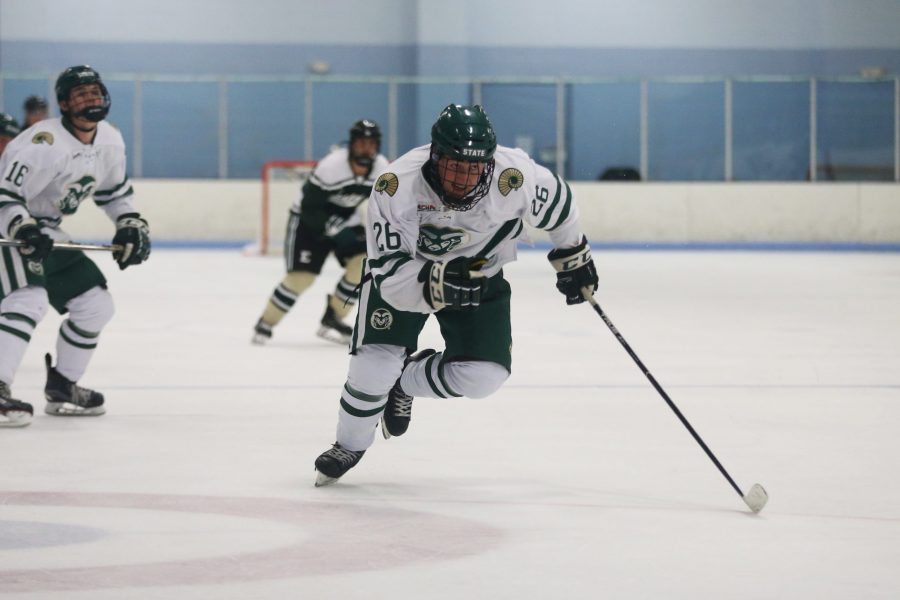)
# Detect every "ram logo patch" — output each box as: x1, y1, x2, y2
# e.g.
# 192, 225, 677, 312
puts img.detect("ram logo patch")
31, 132, 54, 145
417, 224, 469, 256
27, 260, 44, 276
370, 308, 393, 330
498, 168, 524, 196
375, 173, 399, 197
59, 175, 96, 215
